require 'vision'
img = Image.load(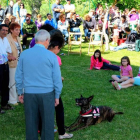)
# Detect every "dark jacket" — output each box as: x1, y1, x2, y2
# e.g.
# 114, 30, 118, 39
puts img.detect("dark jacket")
0, 8, 5, 22
5, 5, 13, 16
83, 18, 96, 30
69, 18, 82, 28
